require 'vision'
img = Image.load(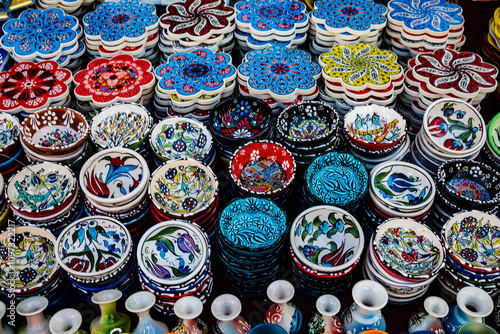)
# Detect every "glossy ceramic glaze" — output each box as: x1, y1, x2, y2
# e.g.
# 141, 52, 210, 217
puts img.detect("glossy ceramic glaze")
211, 294, 251, 334
50, 308, 89, 334
265, 280, 303, 334
126, 291, 169, 334
17, 296, 51, 334
408, 297, 449, 334
172, 296, 209, 334
0, 113, 19, 153
308, 295, 343, 334
90, 290, 131, 334
487, 112, 500, 157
